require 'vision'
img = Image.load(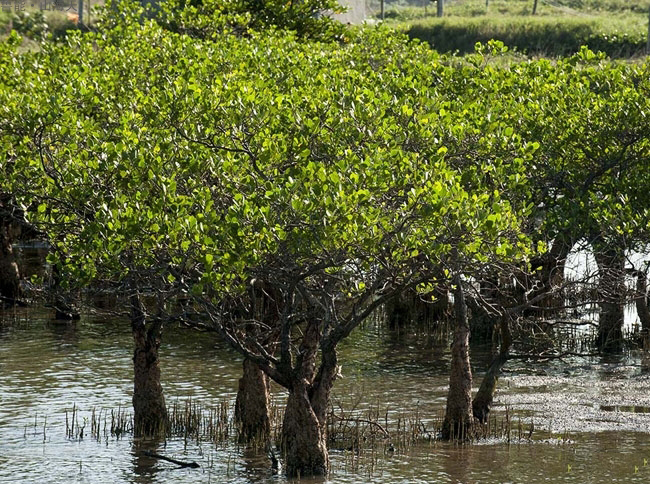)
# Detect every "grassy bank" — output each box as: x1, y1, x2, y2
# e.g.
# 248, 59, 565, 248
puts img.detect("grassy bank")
377, 0, 649, 57
406, 14, 647, 57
